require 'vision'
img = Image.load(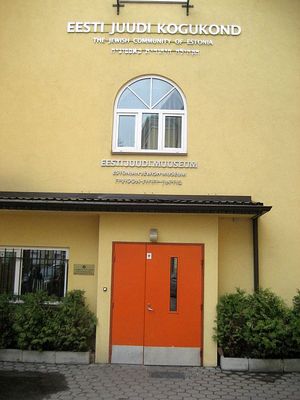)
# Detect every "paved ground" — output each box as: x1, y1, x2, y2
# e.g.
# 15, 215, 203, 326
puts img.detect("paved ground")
0, 362, 299, 400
